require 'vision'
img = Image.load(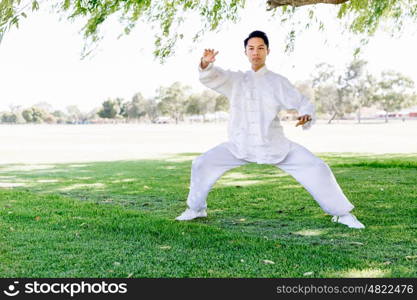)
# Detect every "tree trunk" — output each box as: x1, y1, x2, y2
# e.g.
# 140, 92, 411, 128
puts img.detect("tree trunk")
267, 0, 349, 9
328, 112, 337, 124
357, 105, 361, 124
385, 112, 389, 123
